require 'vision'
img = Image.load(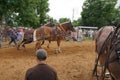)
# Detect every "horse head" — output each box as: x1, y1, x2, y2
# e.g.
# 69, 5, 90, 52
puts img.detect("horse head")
60, 21, 75, 32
